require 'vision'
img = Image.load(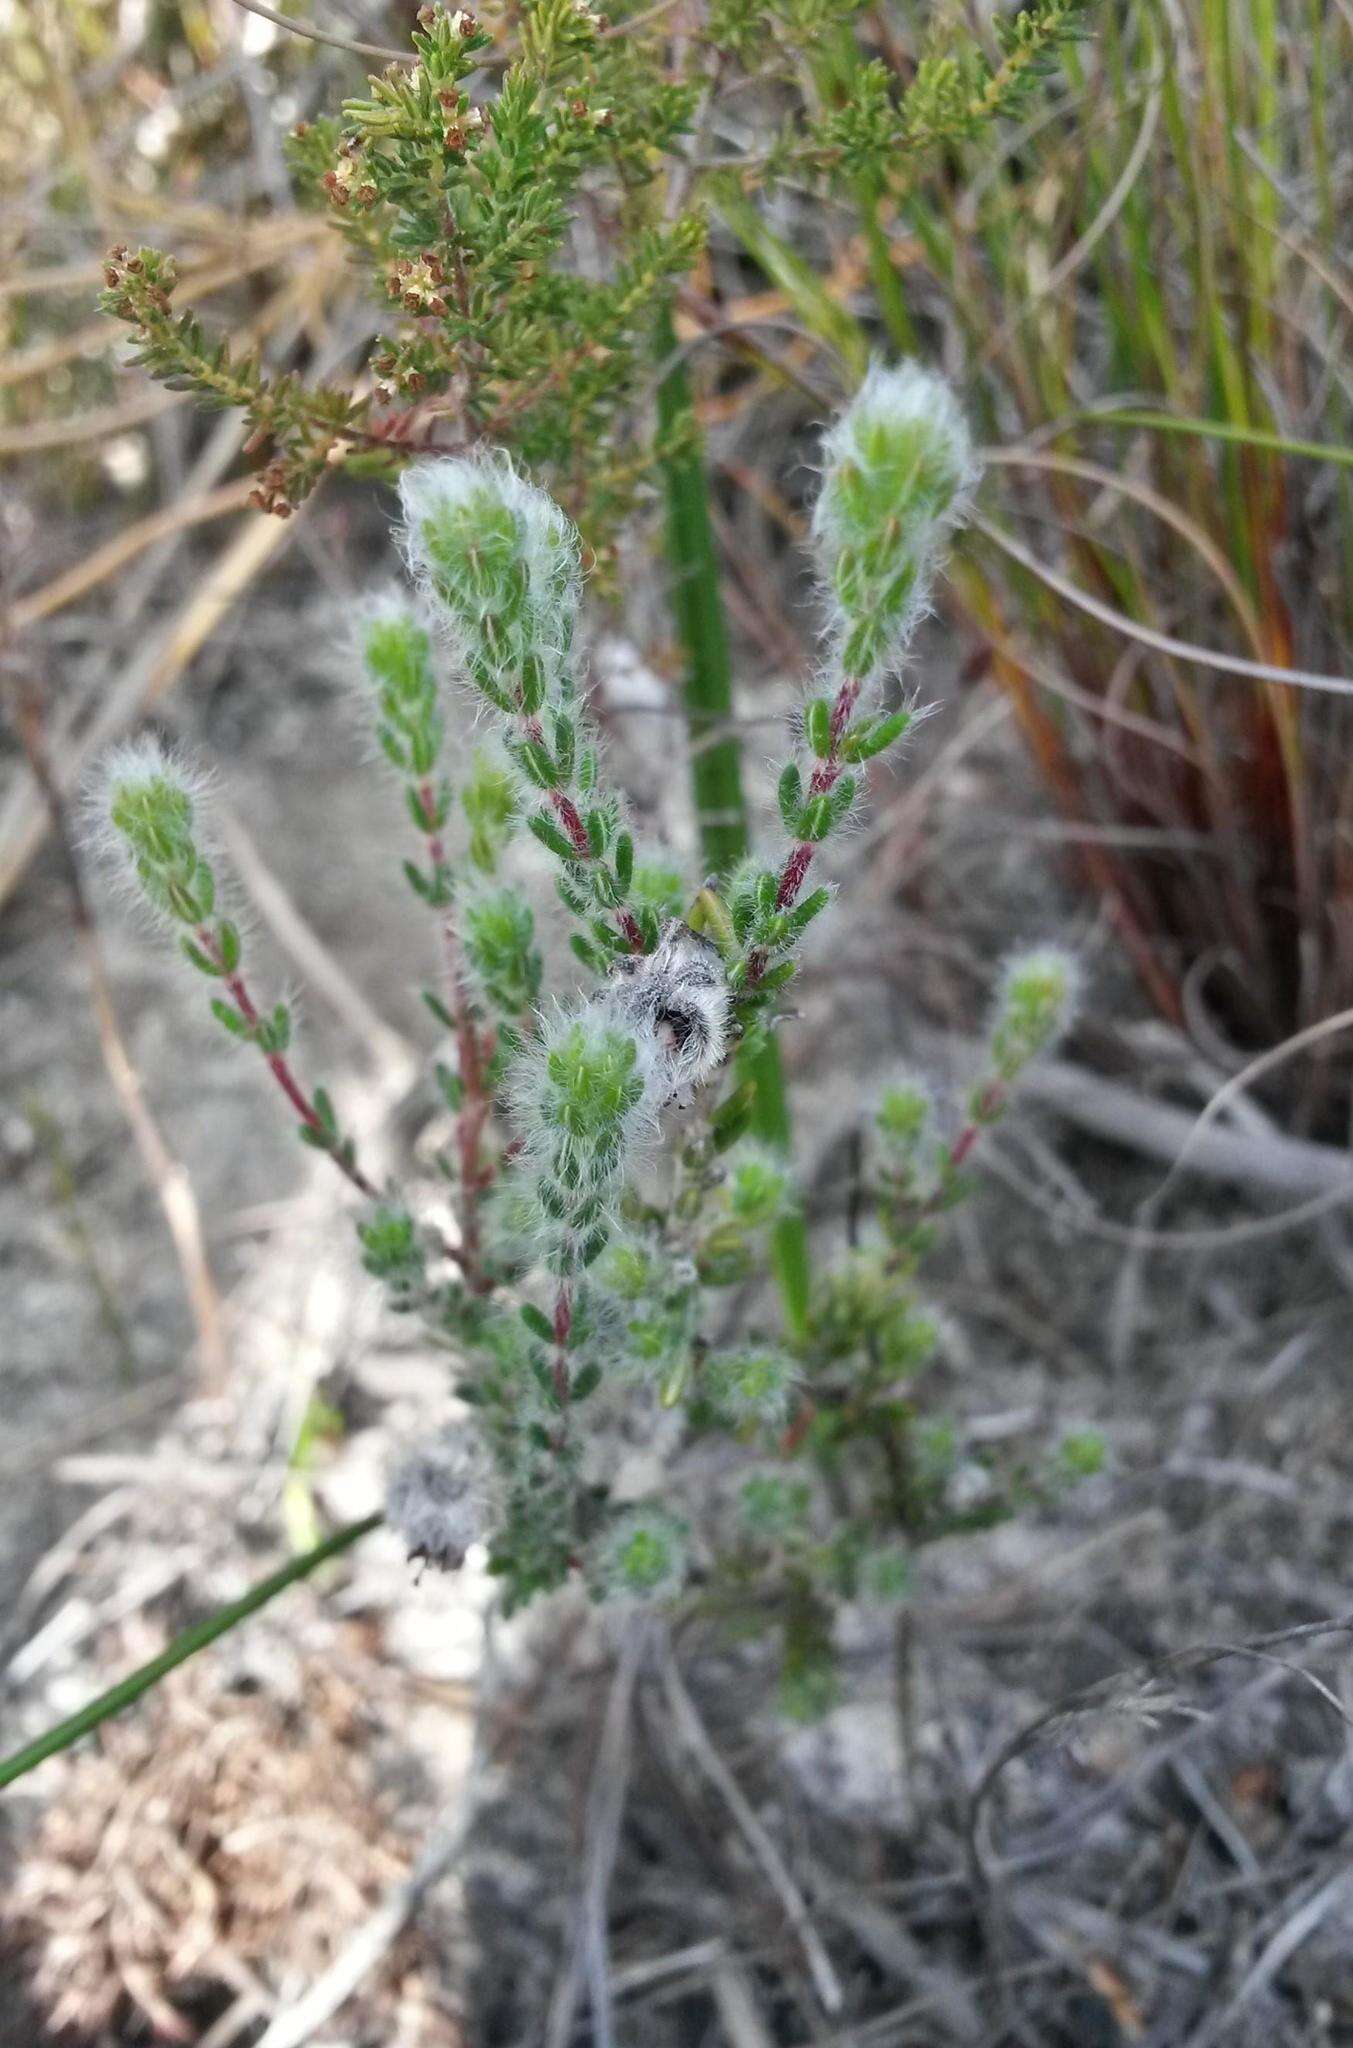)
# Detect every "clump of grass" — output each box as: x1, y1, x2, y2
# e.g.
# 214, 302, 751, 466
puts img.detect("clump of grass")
719, 0, 1353, 1109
